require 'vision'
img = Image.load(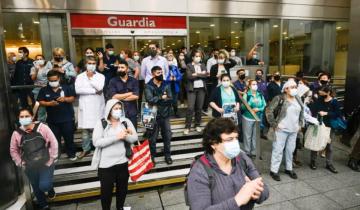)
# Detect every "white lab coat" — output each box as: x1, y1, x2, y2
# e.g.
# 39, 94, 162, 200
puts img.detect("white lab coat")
75, 71, 105, 129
